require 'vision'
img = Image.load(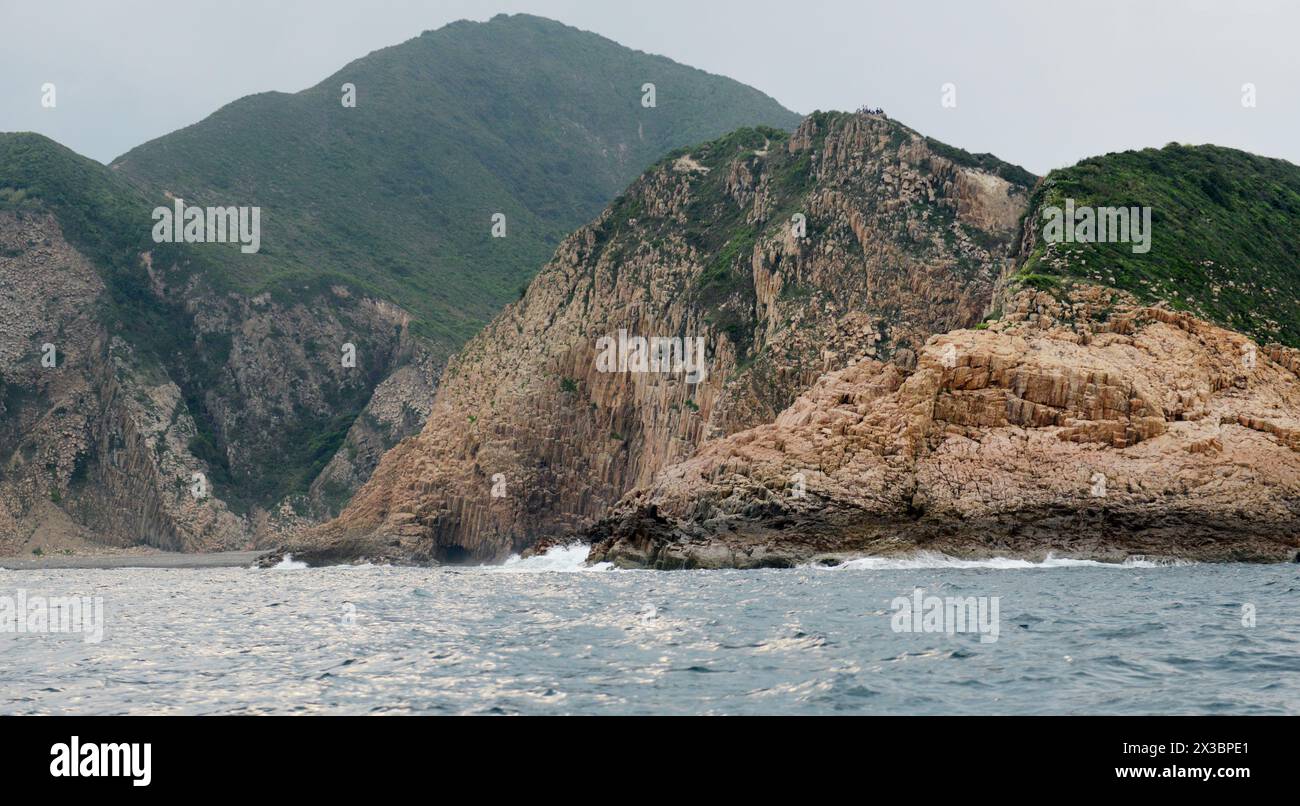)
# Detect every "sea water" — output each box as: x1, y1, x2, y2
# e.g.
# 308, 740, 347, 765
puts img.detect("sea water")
2, 549, 1297, 714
